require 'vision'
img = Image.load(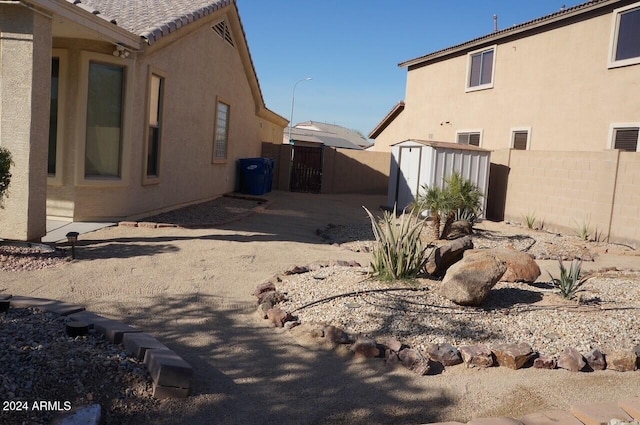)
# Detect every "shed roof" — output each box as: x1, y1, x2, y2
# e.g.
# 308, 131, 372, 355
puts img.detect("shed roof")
391, 139, 491, 153
399, 0, 616, 68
